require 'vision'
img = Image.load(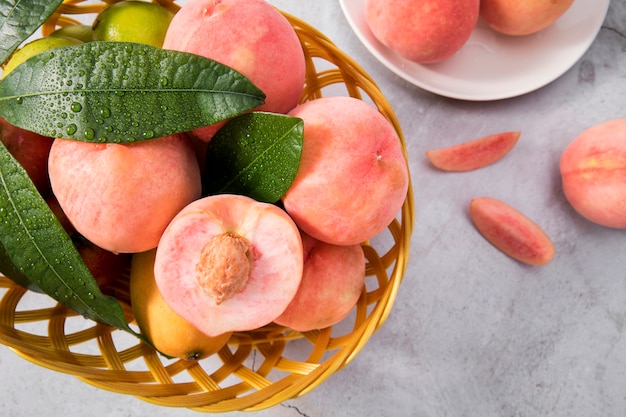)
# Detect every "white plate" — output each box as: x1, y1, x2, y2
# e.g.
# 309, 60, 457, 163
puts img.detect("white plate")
339, 0, 610, 101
